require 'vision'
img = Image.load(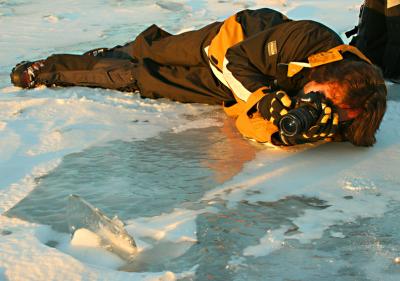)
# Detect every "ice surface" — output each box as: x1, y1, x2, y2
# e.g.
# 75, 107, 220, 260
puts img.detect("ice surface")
1, 0, 400, 281
66, 194, 137, 261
